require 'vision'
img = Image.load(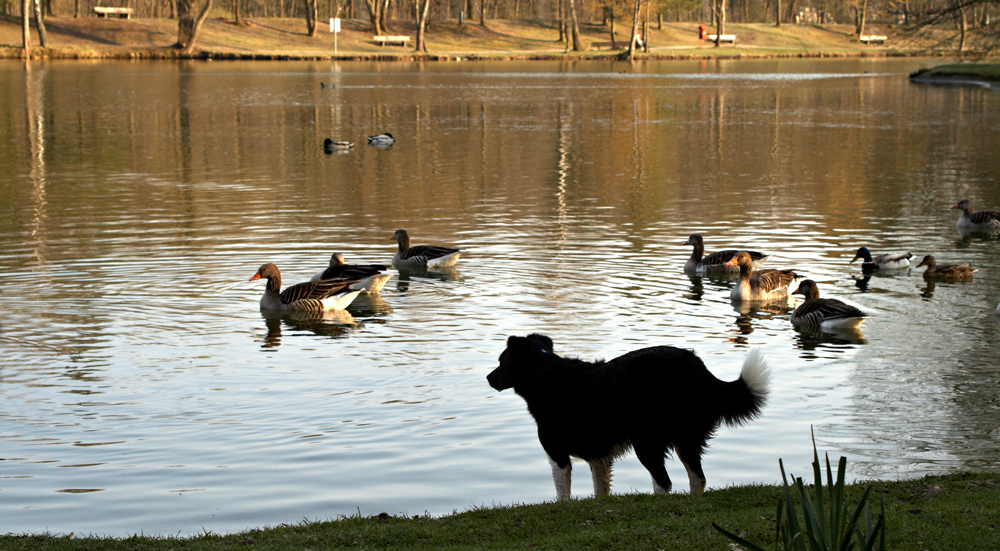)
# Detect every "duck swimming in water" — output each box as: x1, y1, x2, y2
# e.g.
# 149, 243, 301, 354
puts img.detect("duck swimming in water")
850, 247, 913, 272
367, 133, 395, 146
915, 255, 977, 281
